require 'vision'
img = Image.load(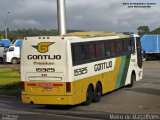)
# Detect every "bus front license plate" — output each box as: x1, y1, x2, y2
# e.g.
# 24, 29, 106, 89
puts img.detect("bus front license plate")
43, 87, 52, 91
